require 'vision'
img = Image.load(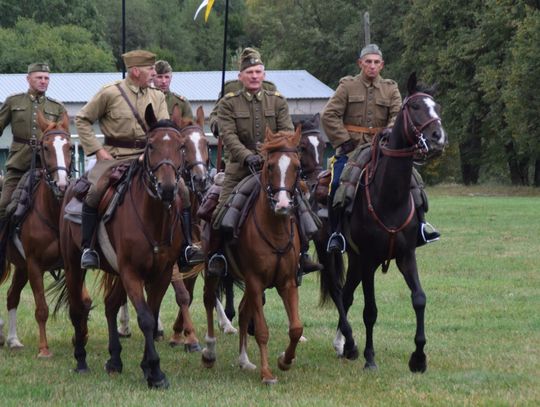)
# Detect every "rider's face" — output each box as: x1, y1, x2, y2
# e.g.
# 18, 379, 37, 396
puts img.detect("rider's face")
358, 54, 384, 81
238, 65, 265, 94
